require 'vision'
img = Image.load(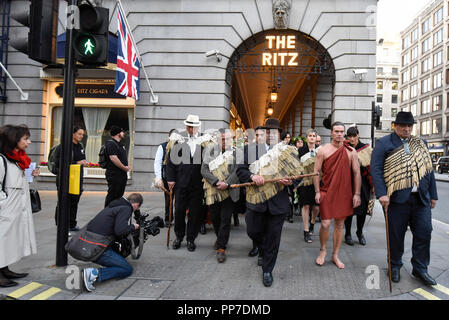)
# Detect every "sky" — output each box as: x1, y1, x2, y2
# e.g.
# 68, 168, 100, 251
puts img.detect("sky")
377, 0, 433, 41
